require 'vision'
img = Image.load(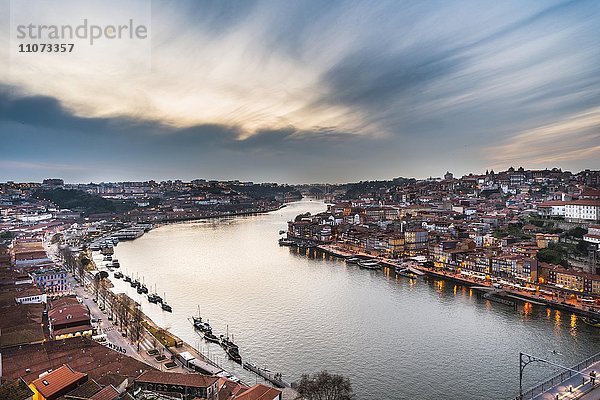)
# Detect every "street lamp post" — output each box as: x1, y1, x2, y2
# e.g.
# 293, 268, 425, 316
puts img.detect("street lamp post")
519, 352, 590, 400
